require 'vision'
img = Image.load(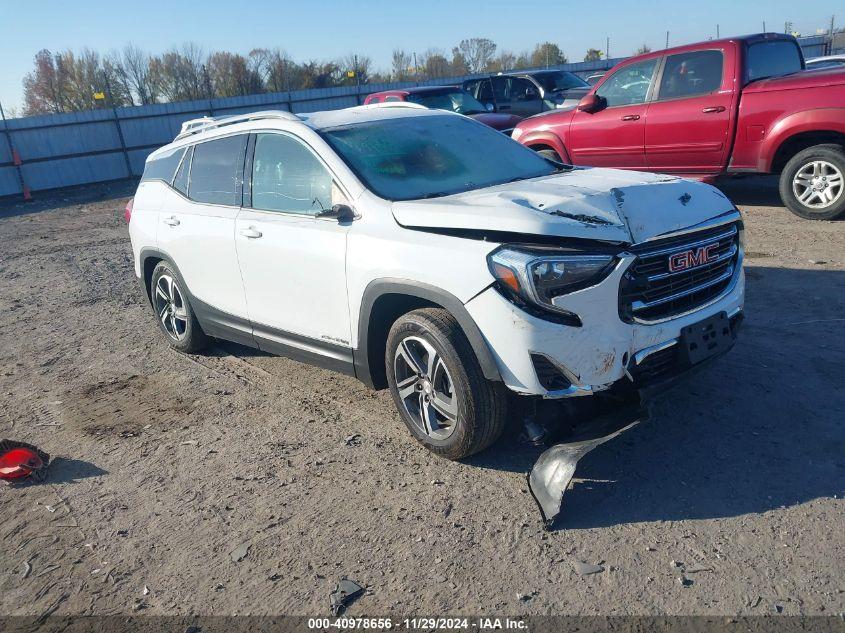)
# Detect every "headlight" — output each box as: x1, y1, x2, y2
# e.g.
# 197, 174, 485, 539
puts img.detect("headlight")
488, 247, 615, 320
510, 126, 523, 141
